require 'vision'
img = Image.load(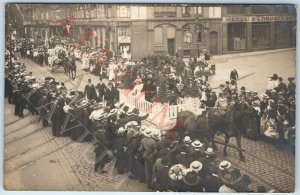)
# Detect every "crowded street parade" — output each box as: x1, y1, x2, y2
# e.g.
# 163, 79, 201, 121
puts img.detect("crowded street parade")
4, 4, 296, 193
